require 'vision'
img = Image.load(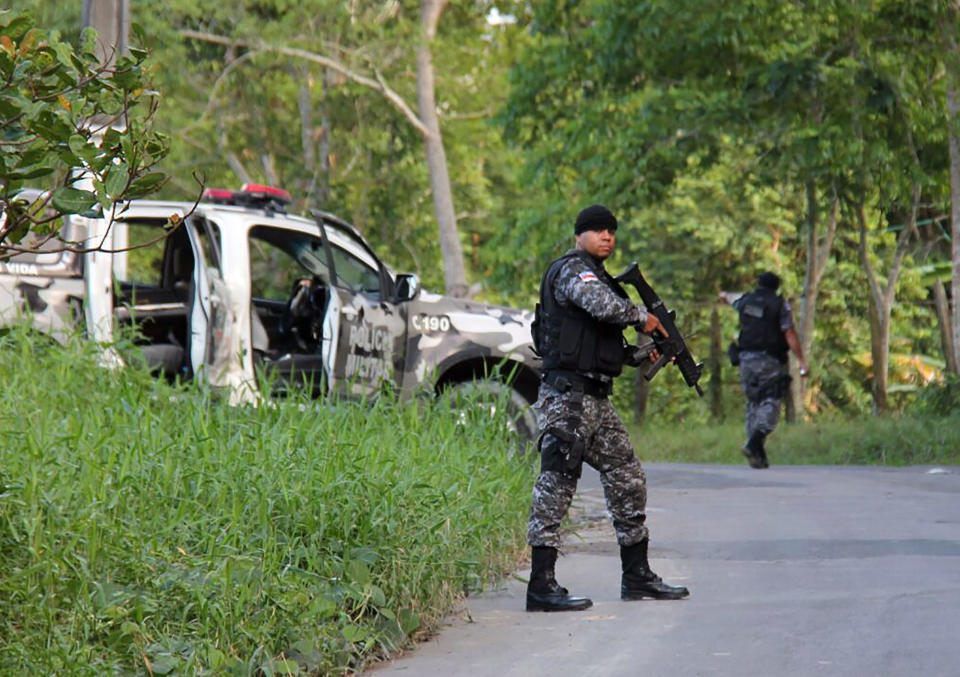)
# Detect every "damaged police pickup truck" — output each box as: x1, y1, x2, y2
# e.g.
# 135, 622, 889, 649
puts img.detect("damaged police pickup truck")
0, 184, 540, 439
